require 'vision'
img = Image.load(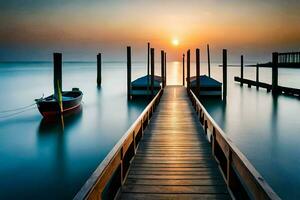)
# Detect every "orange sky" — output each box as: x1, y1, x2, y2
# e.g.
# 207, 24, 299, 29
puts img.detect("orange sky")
0, 0, 299, 61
